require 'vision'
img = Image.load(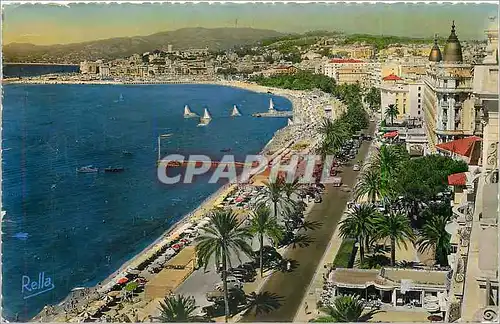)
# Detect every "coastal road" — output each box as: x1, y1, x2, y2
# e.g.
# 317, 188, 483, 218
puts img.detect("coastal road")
241, 122, 375, 322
